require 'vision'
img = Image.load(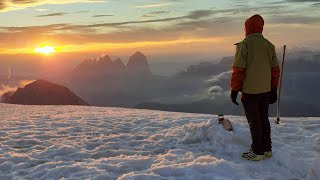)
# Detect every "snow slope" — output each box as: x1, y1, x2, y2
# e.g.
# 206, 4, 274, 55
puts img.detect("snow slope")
0, 104, 319, 180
